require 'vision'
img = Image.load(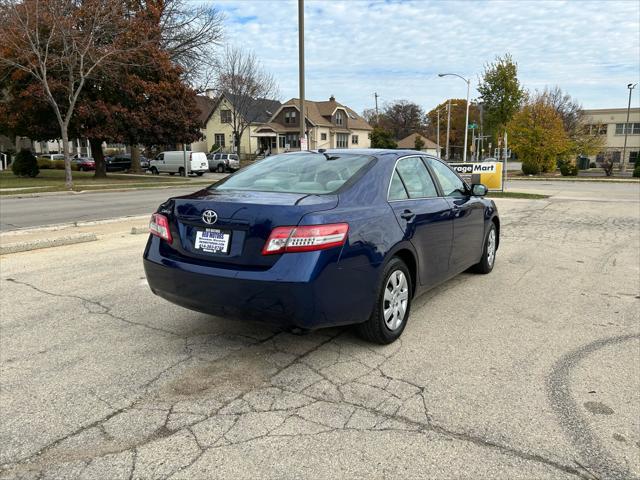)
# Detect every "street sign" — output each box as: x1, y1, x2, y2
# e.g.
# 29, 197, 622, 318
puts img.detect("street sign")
468, 123, 478, 130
